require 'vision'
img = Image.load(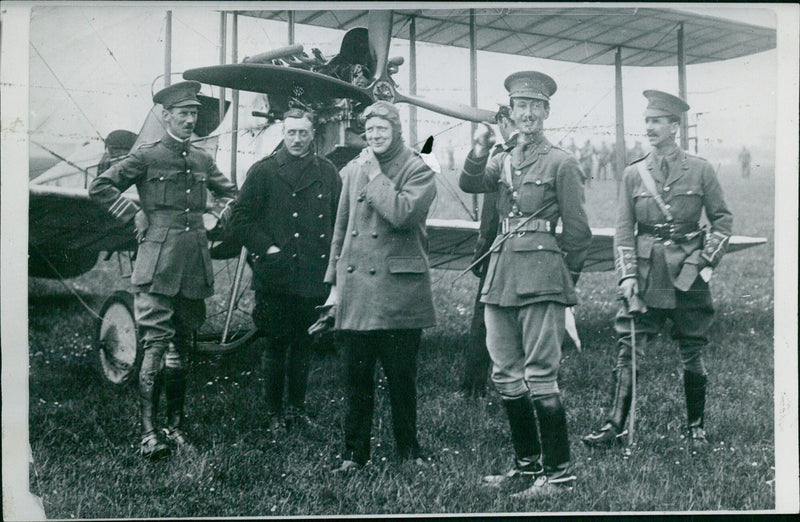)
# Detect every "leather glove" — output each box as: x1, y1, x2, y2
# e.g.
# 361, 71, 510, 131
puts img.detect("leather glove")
308, 304, 336, 337
619, 278, 647, 315
134, 209, 149, 243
